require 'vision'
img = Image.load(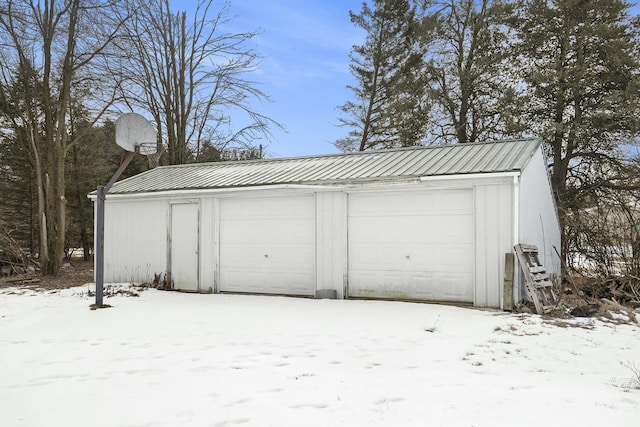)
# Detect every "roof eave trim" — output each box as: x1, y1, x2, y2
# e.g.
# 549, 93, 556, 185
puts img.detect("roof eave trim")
419, 171, 521, 181
89, 182, 357, 200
